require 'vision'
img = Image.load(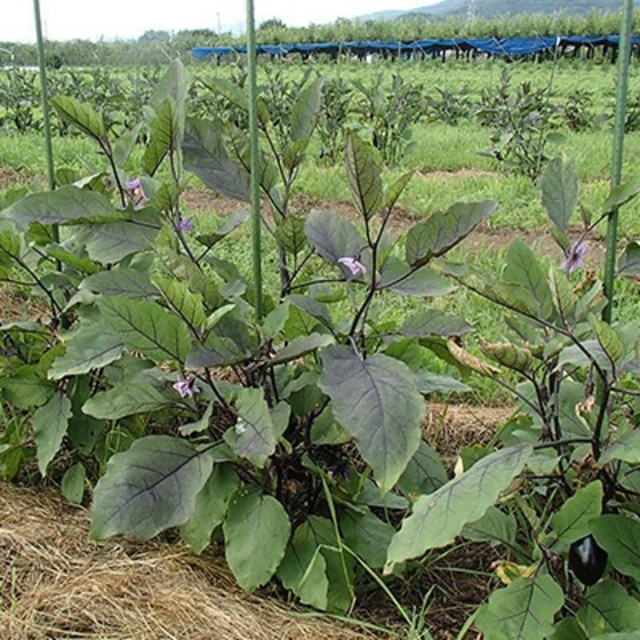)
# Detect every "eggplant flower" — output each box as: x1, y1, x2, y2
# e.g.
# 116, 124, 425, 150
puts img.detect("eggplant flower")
172, 376, 198, 398
337, 256, 366, 277
178, 216, 194, 232
561, 240, 588, 274
126, 178, 147, 210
